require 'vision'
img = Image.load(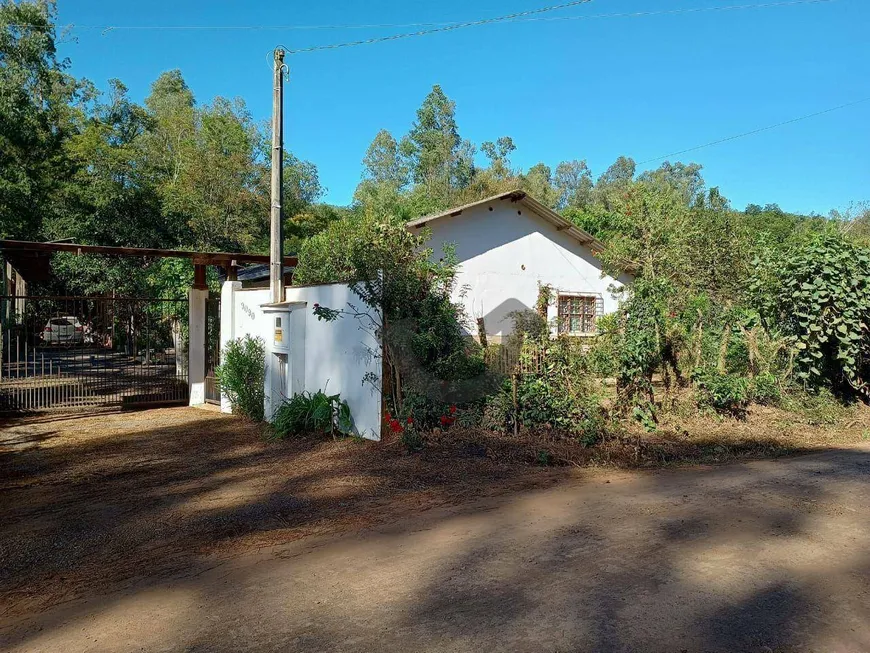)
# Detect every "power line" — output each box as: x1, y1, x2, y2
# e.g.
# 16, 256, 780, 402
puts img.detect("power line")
637, 96, 870, 165
4, 0, 592, 34
285, 0, 595, 53
509, 0, 836, 24
4, 0, 837, 36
